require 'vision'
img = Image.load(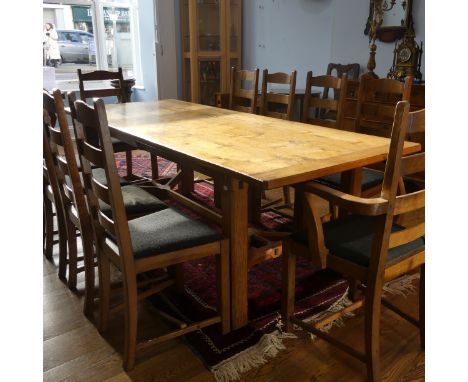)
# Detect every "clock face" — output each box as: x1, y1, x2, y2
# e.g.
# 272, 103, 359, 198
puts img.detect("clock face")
399, 47, 412, 63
